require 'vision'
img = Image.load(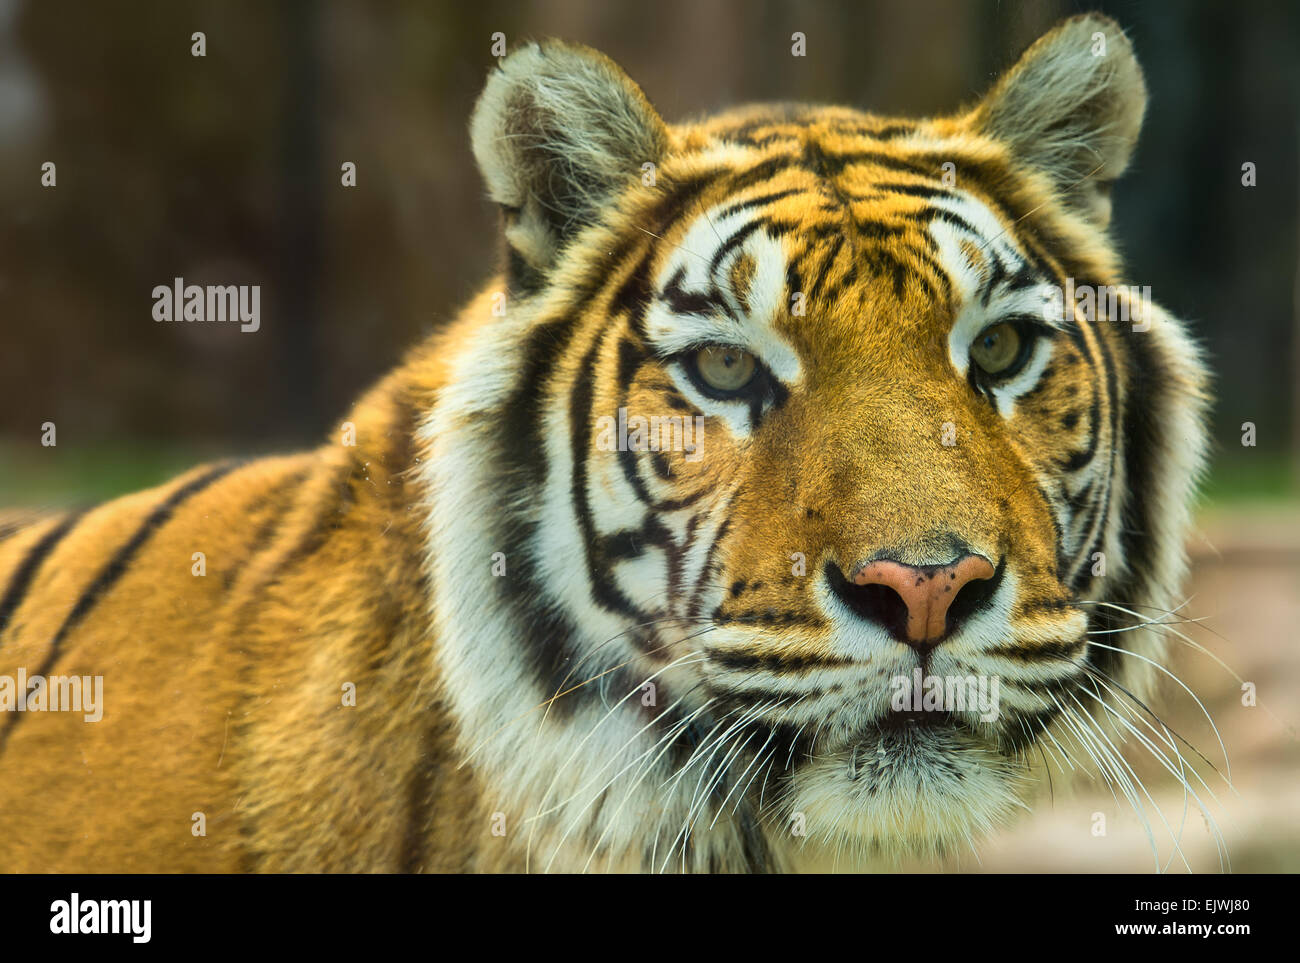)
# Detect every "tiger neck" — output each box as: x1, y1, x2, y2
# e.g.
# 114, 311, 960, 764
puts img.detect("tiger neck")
410, 285, 782, 872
